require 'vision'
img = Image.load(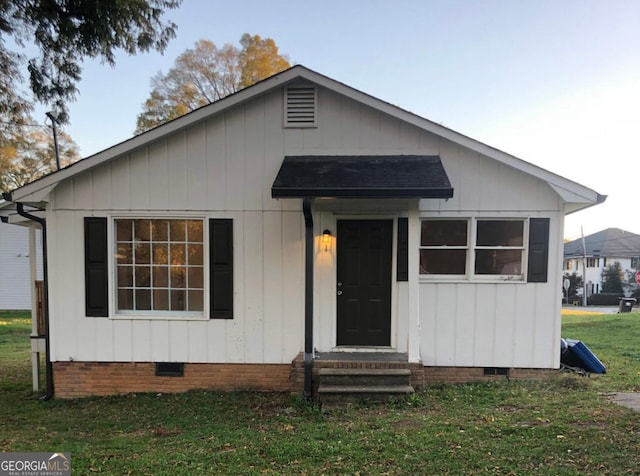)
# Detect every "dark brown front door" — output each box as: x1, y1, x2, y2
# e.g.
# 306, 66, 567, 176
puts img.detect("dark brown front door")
336, 220, 393, 346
